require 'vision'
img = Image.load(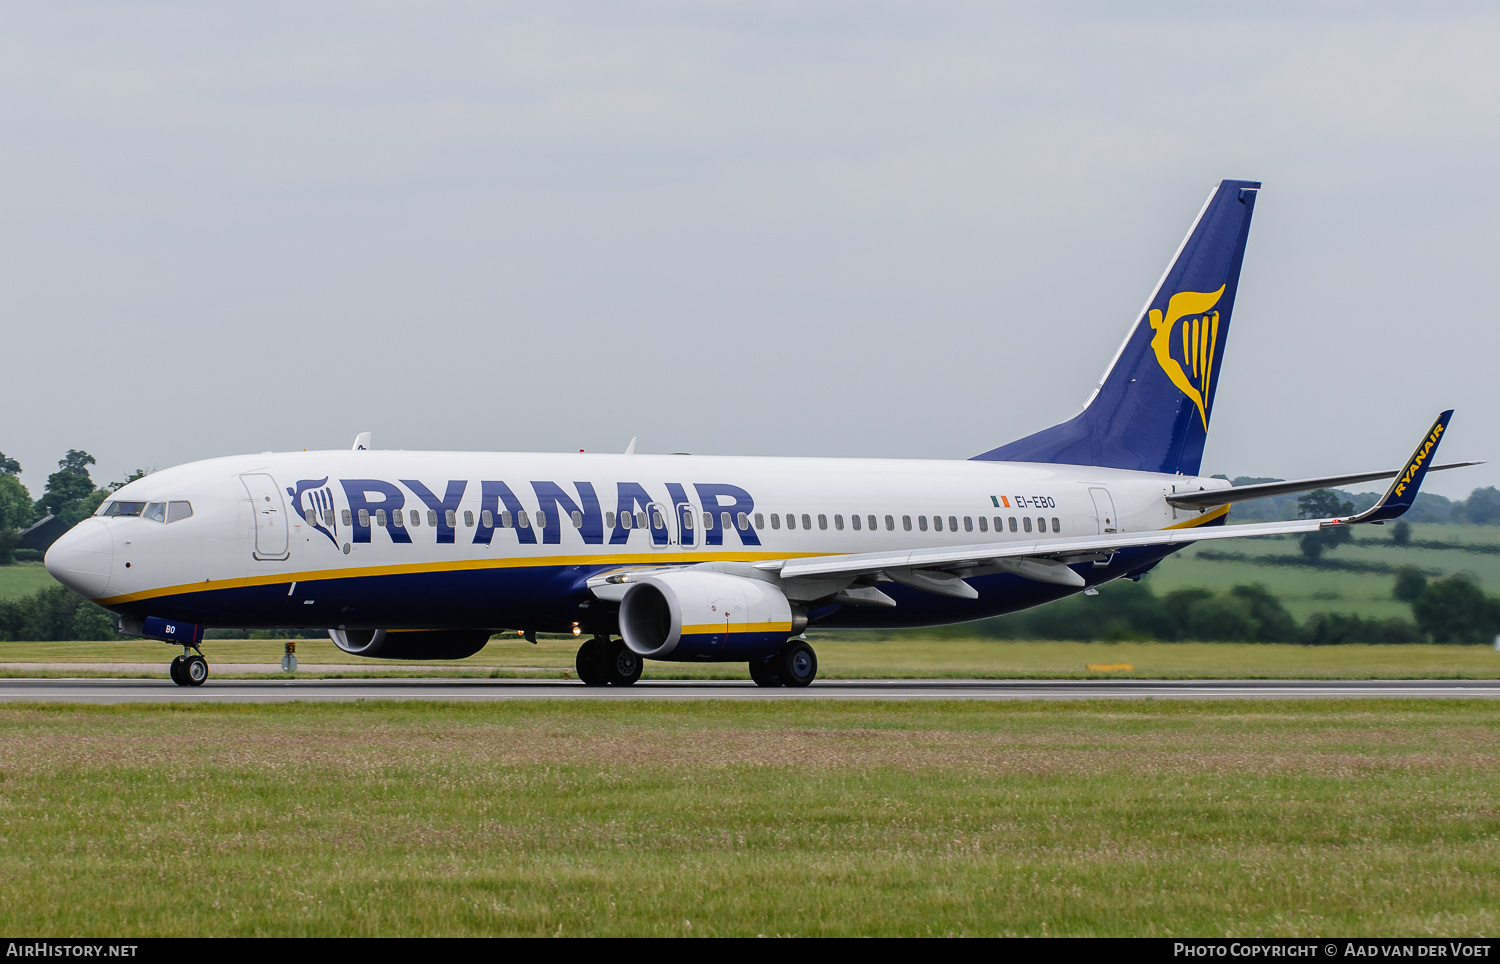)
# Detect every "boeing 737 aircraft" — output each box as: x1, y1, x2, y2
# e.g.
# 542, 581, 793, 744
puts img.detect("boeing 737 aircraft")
45, 179, 1471, 687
